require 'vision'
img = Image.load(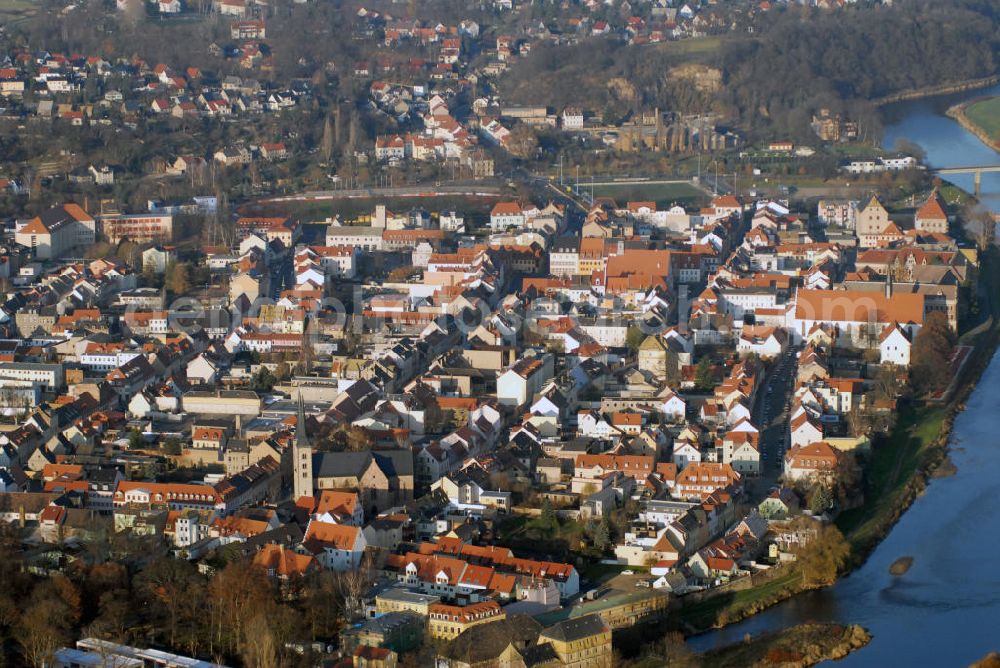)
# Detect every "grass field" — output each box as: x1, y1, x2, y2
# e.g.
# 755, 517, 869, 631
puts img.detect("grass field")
0, 0, 37, 23
836, 405, 945, 543
676, 570, 803, 631
963, 96, 1000, 141
590, 181, 708, 207
647, 36, 723, 57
